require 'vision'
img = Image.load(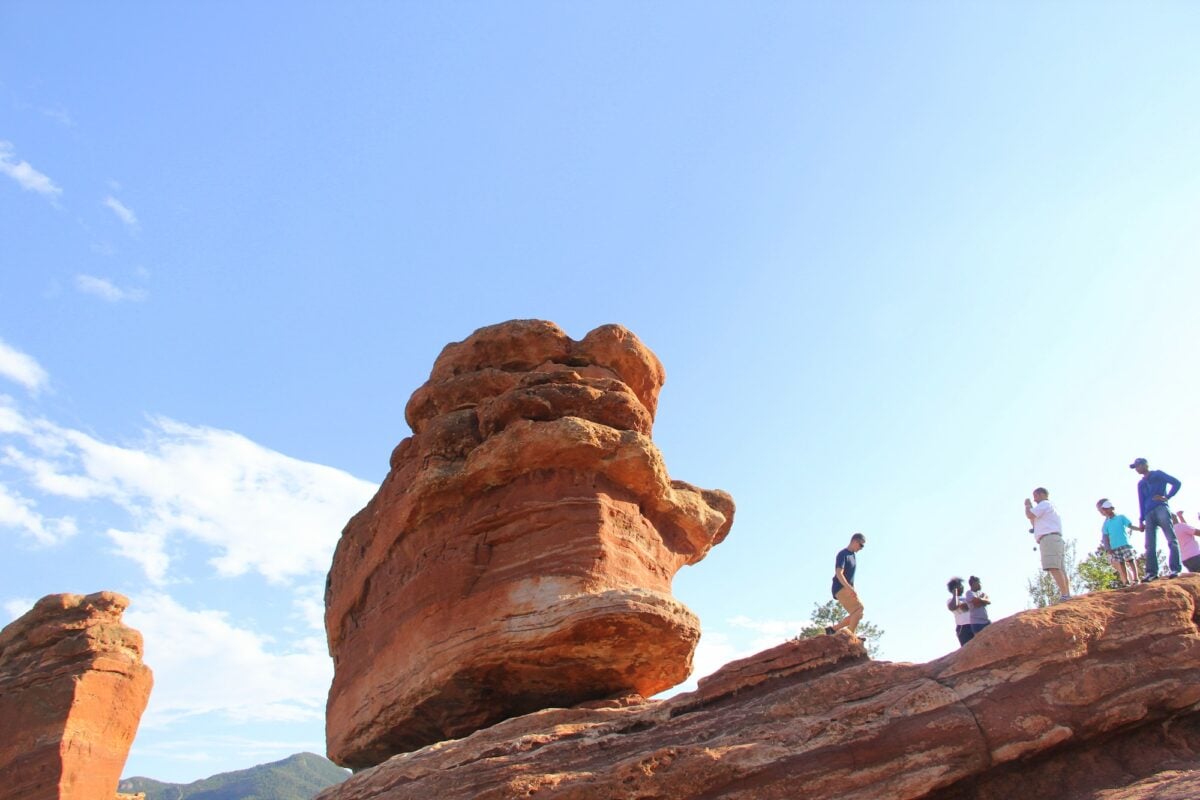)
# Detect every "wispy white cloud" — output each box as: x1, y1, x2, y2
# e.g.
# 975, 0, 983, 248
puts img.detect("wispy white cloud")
291, 583, 327, 633
664, 614, 814, 696
0, 399, 32, 435
0, 406, 377, 584
107, 528, 172, 584
0, 396, 376, 769
0, 140, 62, 199
0, 482, 78, 545
705, 616, 812, 663
125, 592, 332, 726
127, 734, 336, 776
0, 340, 375, 779
3, 597, 34, 622
39, 106, 76, 128
726, 614, 810, 642
690, 631, 742, 680
103, 195, 140, 232
2, 442, 104, 499
74, 274, 148, 303
0, 339, 50, 394
658, 628, 758, 697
